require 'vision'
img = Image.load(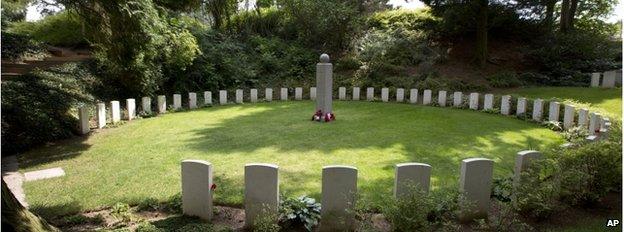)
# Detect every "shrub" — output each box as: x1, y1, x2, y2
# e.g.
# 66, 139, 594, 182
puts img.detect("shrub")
0, 32, 46, 62
110, 202, 132, 222
253, 211, 280, 232
486, 71, 523, 88
513, 158, 562, 220
473, 202, 533, 231
175, 223, 215, 232
136, 222, 163, 232
1, 62, 97, 155
562, 126, 589, 143
278, 195, 321, 231
8, 11, 87, 47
